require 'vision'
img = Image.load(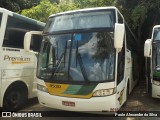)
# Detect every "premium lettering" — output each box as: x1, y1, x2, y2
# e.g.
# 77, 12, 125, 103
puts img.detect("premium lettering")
4, 55, 31, 62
